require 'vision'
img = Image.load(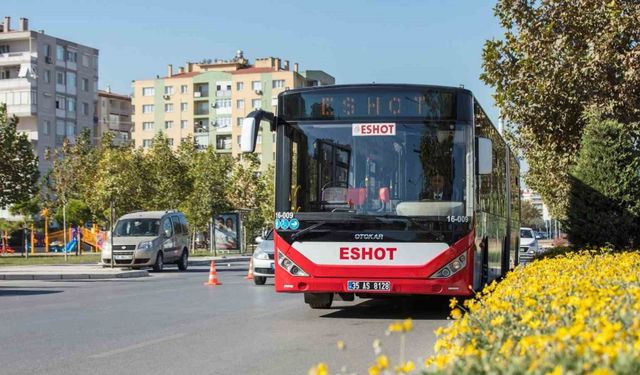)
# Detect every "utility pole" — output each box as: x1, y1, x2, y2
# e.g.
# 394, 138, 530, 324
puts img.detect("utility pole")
63, 203, 67, 262
110, 199, 114, 269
